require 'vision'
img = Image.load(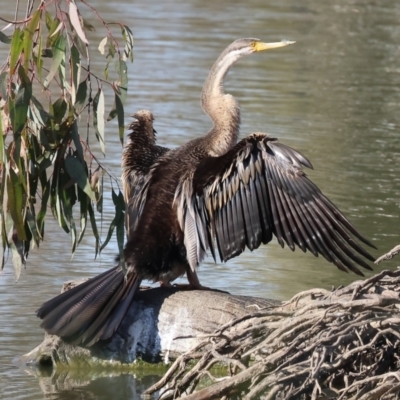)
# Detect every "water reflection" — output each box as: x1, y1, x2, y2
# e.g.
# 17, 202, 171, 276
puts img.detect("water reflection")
1, 0, 400, 399
25, 368, 163, 400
